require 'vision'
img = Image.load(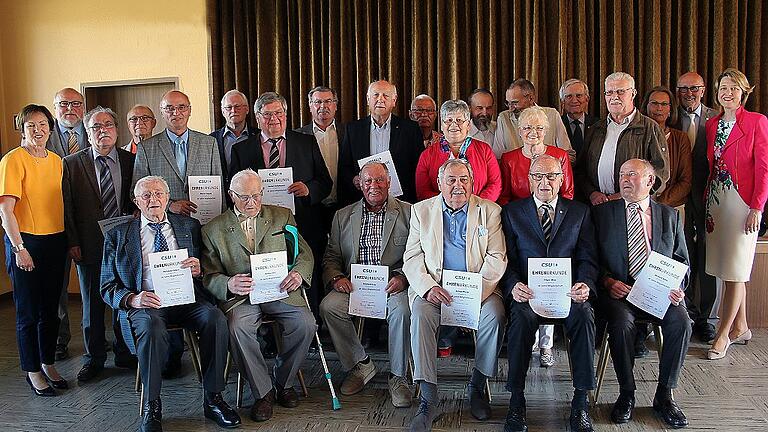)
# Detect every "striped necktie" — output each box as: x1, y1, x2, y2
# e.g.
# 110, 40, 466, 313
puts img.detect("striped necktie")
96, 156, 119, 218
68, 130, 79, 155
627, 202, 649, 279
540, 203, 553, 243
148, 222, 169, 253
268, 138, 281, 168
